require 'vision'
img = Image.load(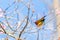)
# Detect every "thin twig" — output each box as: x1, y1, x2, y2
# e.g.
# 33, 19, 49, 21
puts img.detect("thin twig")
0, 23, 15, 38
4, 15, 15, 31
19, 4, 30, 38
12, 16, 27, 34
0, 24, 7, 34
37, 30, 39, 40
3, 1, 16, 31
5, 1, 16, 11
